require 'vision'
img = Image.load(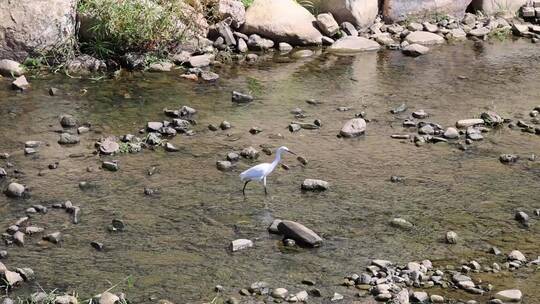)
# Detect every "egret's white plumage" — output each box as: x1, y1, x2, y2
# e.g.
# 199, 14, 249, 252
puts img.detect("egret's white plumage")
240, 146, 295, 195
